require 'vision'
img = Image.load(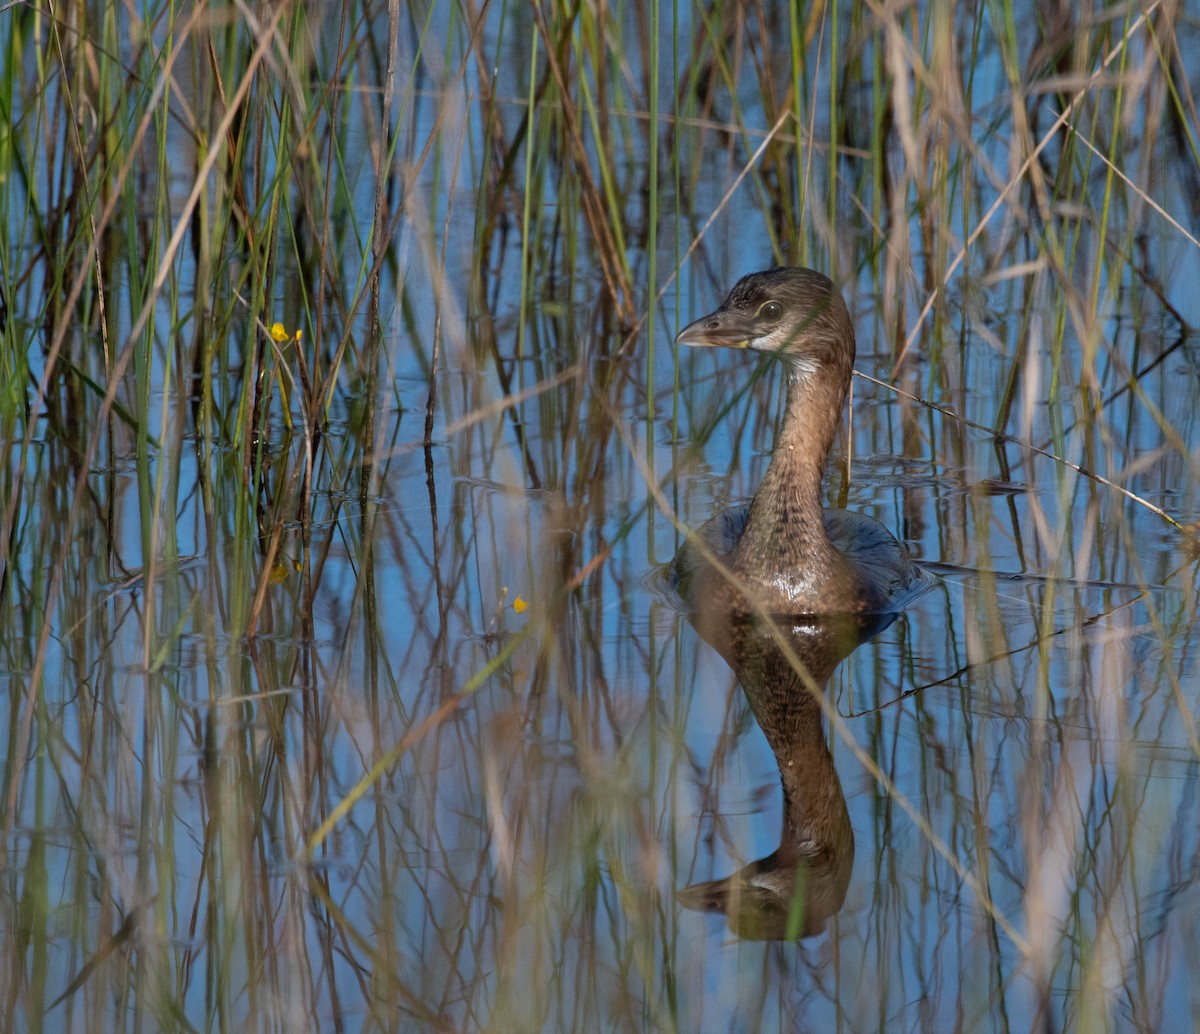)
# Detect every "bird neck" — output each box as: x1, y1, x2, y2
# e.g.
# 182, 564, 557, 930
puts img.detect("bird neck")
734, 357, 852, 574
